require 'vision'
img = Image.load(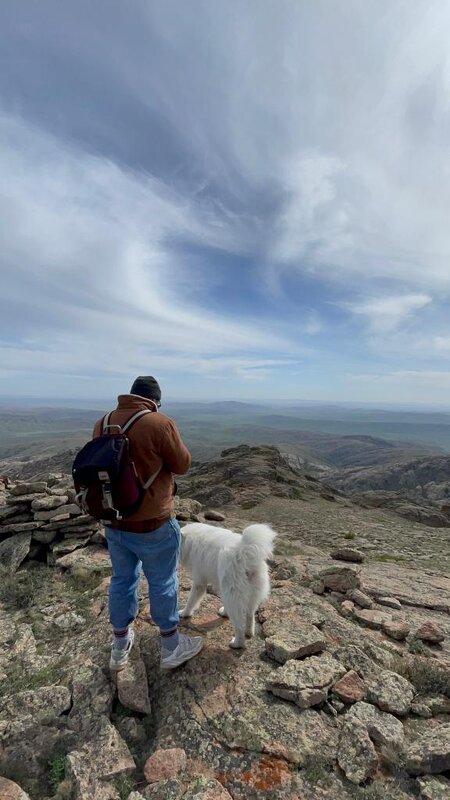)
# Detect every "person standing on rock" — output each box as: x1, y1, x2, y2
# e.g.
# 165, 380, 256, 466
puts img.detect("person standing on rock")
93, 376, 203, 672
